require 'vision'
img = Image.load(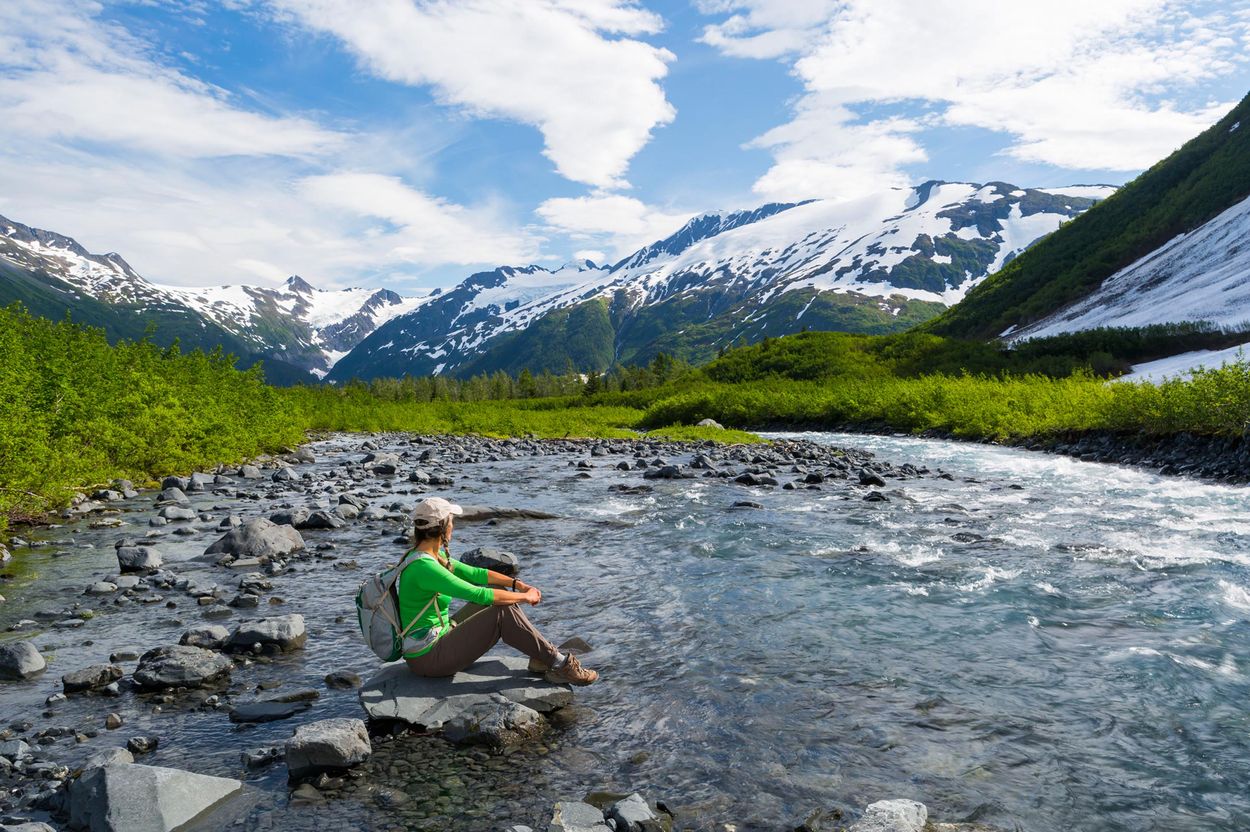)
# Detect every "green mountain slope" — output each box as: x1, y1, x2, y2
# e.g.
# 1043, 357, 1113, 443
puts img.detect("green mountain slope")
925, 91, 1250, 339
0, 259, 308, 384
